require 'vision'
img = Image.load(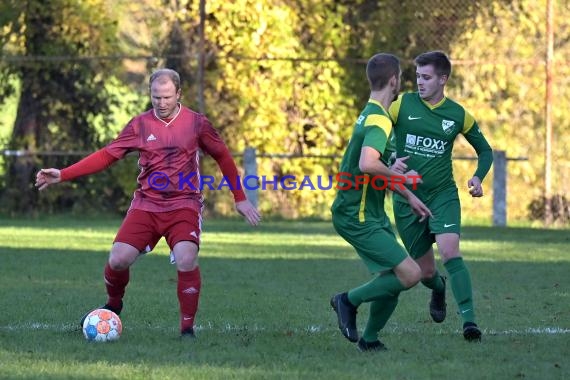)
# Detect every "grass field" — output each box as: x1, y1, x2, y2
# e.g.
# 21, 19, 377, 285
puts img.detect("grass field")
0, 216, 568, 380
